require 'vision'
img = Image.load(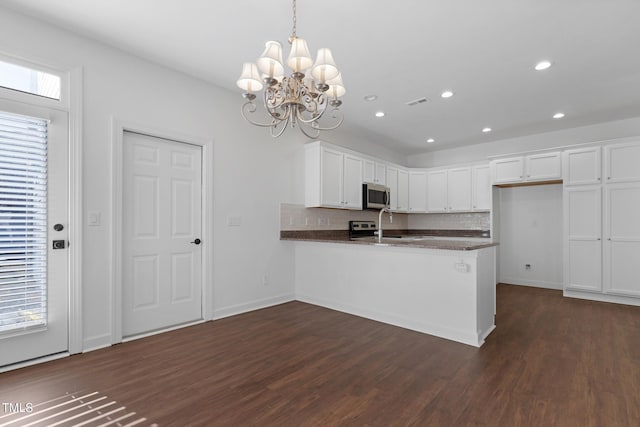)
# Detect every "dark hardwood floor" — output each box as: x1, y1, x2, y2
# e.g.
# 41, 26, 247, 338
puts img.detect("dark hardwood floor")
1, 284, 640, 426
